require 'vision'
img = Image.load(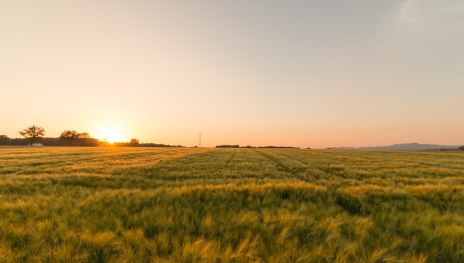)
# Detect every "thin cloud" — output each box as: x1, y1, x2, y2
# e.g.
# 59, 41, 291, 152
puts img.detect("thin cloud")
376, 0, 464, 53
394, 0, 464, 26
397, 0, 421, 25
